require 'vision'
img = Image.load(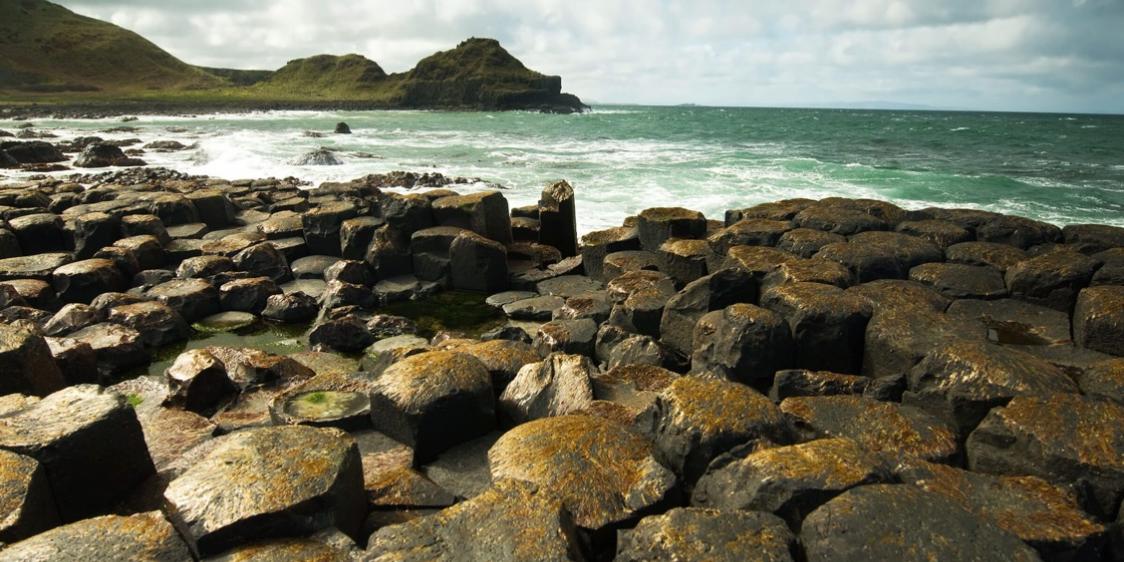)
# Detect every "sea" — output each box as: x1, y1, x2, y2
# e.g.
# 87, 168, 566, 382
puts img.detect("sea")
12, 105, 1124, 233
